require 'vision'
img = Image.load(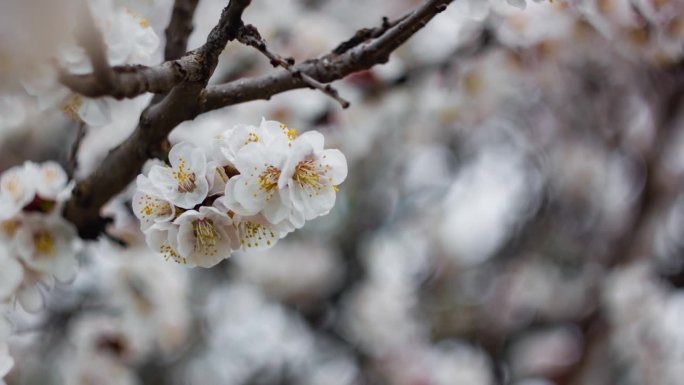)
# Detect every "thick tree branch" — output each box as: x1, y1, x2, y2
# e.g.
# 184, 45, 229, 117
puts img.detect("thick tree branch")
64, 0, 252, 239
63, 0, 452, 238
165, 0, 201, 61
59, 0, 248, 99
203, 0, 453, 111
